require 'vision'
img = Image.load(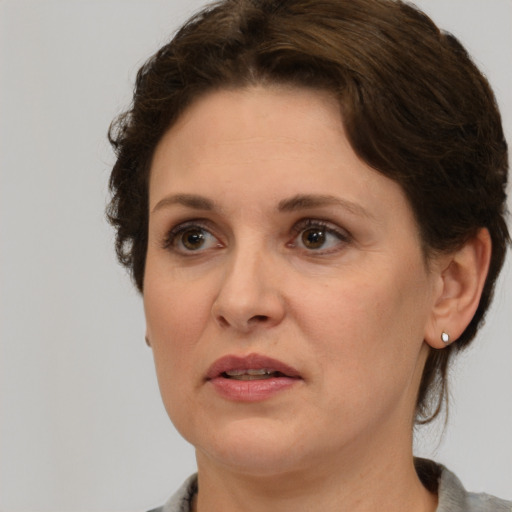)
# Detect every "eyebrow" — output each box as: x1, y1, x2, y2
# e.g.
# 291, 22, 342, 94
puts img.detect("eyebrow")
151, 193, 215, 214
278, 194, 373, 219
151, 192, 373, 219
